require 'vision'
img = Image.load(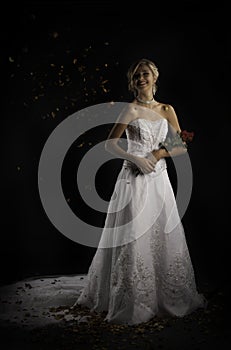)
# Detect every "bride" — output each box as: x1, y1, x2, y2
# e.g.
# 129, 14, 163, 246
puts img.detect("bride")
73, 58, 206, 325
